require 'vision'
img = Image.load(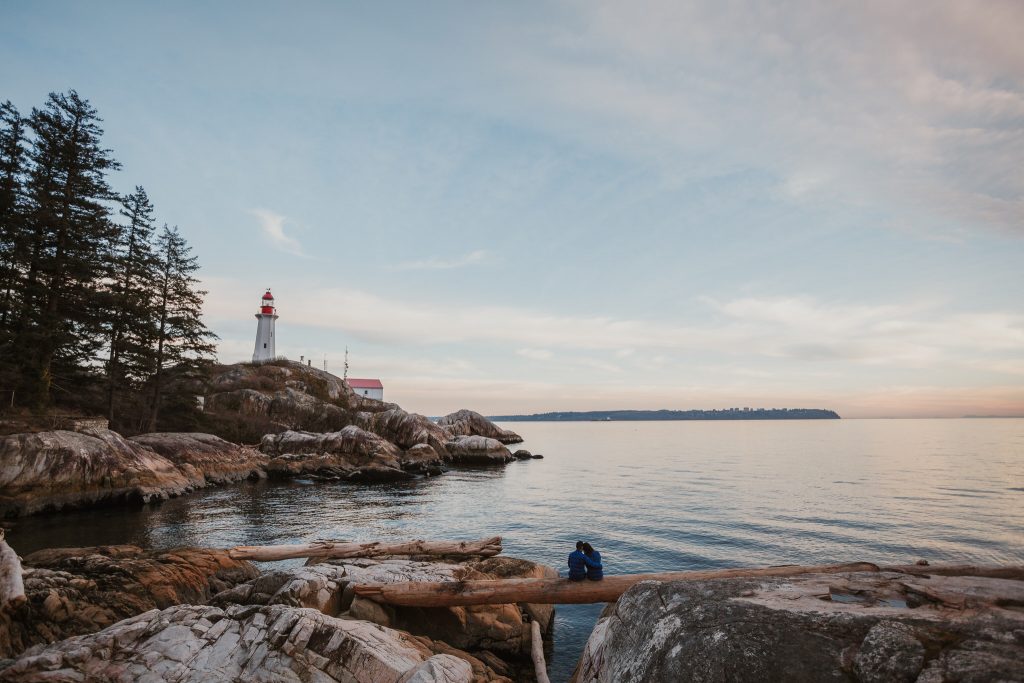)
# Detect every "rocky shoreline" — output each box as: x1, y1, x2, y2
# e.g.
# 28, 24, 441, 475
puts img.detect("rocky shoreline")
0, 542, 553, 682
2, 537, 1022, 682
0, 417, 530, 520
